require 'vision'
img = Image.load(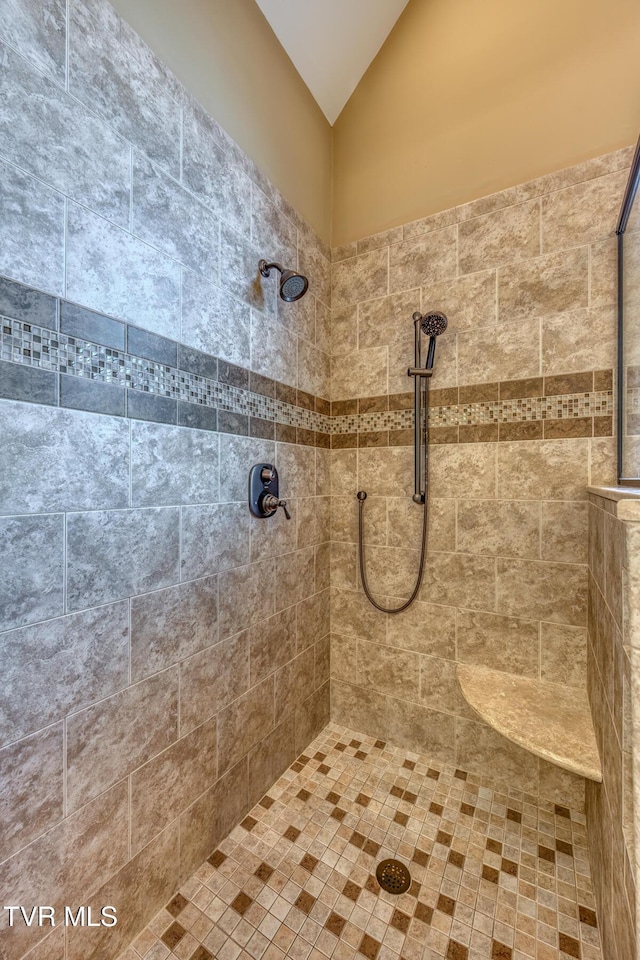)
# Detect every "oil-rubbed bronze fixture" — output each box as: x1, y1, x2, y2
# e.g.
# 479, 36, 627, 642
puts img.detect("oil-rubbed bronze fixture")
258, 260, 309, 302
248, 463, 290, 519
